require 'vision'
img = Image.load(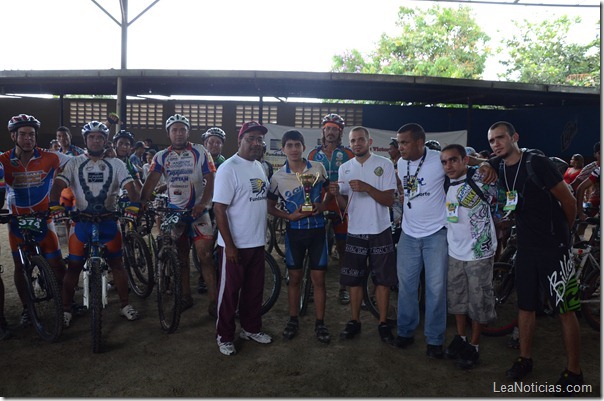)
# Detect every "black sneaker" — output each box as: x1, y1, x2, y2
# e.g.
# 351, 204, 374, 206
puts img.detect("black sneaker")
0, 318, 12, 340
444, 335, 466, 359
556, 369, 584, 395
19, 308, 31, 327
426, 344, 444, 359
378, 323, 394, 345
282, 320, 299, 340
71, 302, 87, 317
340, 320, 361, 339
197, 276, 208, 294
315, 324, 330, 344
456, 342, 479, 369
394, 335, 414, 348
506, 357, 533, 381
